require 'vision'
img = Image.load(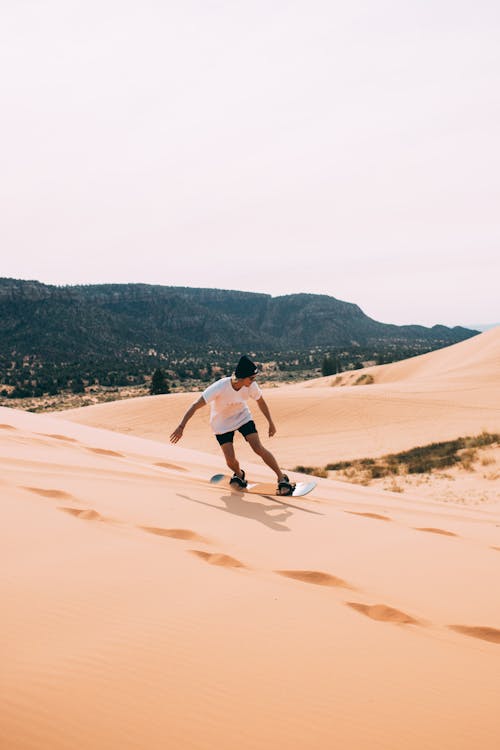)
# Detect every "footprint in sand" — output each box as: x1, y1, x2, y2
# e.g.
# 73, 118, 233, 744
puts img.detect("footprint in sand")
346, 601, 420, 625
40, 433, 79, 443
86, 447, 124, 457
190, 550, 246, 568
413, 527, 458, 537
490, 546, 500, 552
276, 570, 352, 589
346, 511, 392, 522
58, 507, 107, 522
449, 625, 500, 644
154, 462, 187, 472
22, 486, 74, 500
140, 527, 210, 543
